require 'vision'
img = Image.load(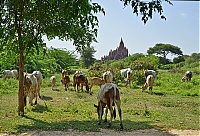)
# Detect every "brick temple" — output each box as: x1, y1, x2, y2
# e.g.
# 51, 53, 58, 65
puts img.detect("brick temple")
101, 38, 128, 61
